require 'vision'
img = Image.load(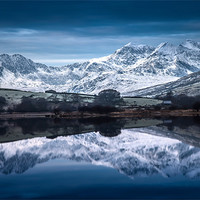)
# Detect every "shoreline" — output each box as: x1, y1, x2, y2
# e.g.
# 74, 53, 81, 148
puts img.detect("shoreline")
0, 109, 199, 119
